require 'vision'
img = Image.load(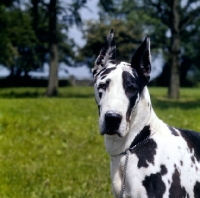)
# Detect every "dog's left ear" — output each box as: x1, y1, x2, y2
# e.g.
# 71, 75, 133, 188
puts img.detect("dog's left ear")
131, 36, 151, 84
92, 29, 116, 77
